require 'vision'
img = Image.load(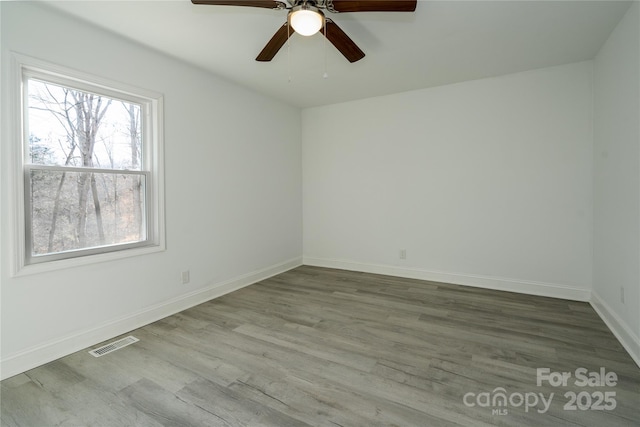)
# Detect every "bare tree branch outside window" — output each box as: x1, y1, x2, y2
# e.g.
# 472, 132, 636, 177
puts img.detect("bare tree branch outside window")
27, 79, 145, 257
